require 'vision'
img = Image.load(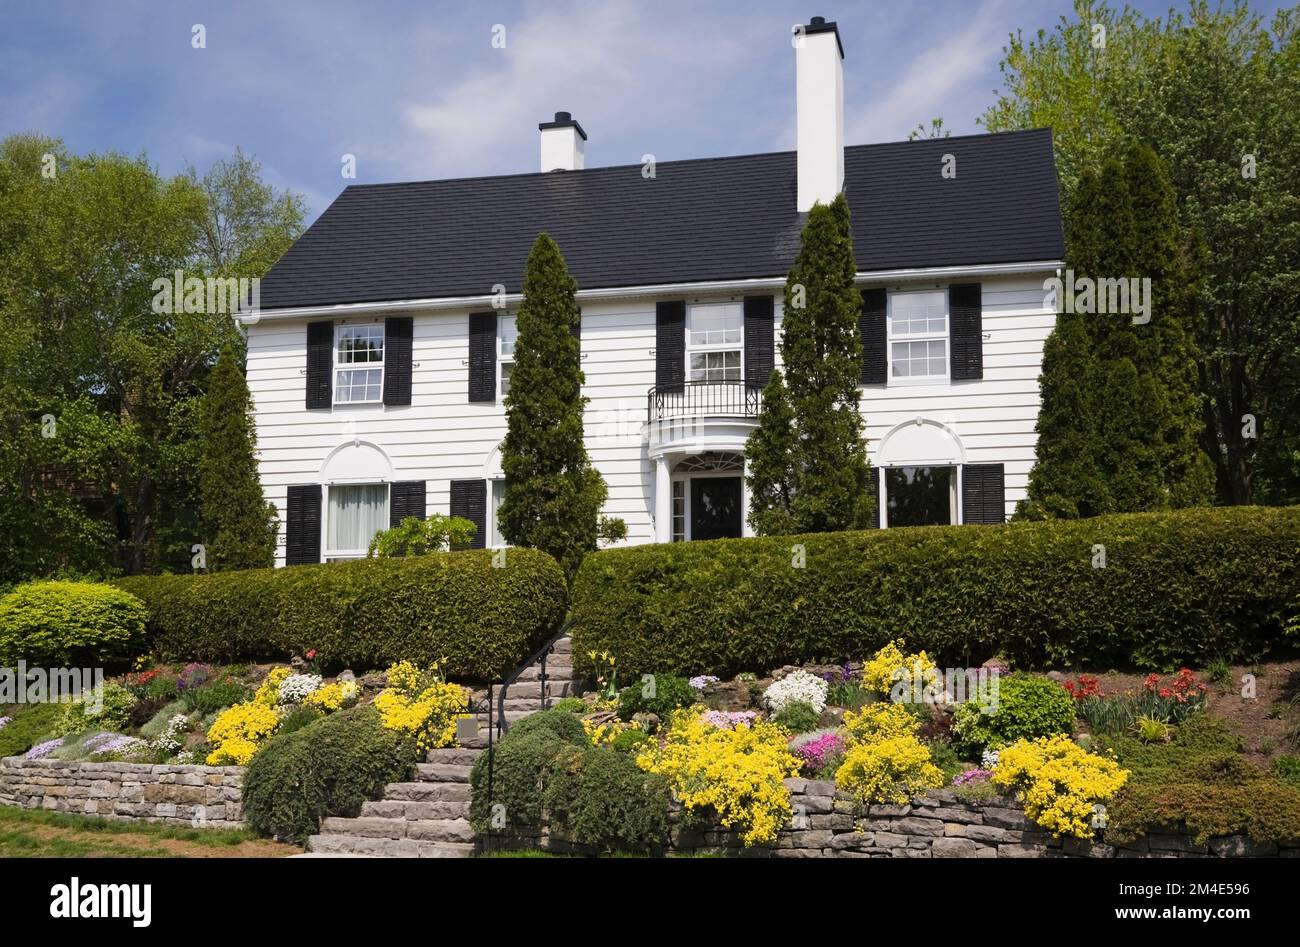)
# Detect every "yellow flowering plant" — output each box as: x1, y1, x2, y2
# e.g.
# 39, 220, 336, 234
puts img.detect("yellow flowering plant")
304, 679, 360, 713
583, 716, 640, 747
861, 639, 938, 696
373, 660, 470, 751
206, 702, 281, 765
636, 708, 800, 846
992, 735, 1129, 839
843, 701, 920, 743
835, 733, 945, 804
